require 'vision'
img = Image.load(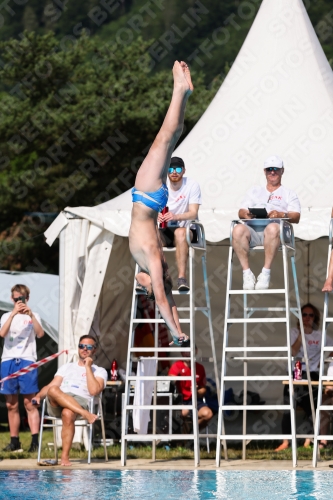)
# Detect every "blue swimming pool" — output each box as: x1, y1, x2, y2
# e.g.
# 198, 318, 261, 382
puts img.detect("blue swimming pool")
0, 469, 331, 499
